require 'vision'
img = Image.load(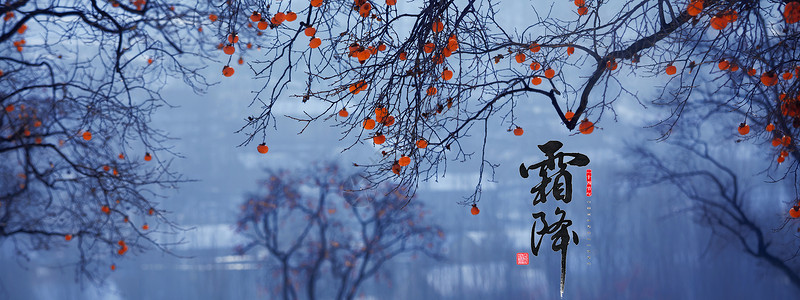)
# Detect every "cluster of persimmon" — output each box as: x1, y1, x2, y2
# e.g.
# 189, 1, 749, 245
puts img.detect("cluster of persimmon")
356, 106, 429, 174
250, 10, 298, 29
574, 0, 589, 16
686, 1, 738, 29
418, 33, 458, 88
765, 118, 793, 164
388, 139, 428, 175
2, 104, 46, 144
499, 54, 587, 134
249, 9, 300, 32
347, 42, 388, 64
710, 10, 738, 30
689, 0, 798, 28
779, 92, 800, 118
370, 107, 391, 145
4, 12, 28, 52
352, 0, 393, 18
318, 4, 463, 157
664, 56, 798, 82
97, 148, 152, 178
745, 125, 791, 164
507, 51, 588, 134
298, 25, 321, 48
349, 80, 369, 94
117, 240, 129, 255
393, 33, 457, 100
510, 42, 560, 89
768, 93, 800, 164
71, 203, 157, 259
360, 106, 396, 129
11, 38, 25, 52
219, 9, 302, 78
717, 59, 798, 87
760, 69, 797, 87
